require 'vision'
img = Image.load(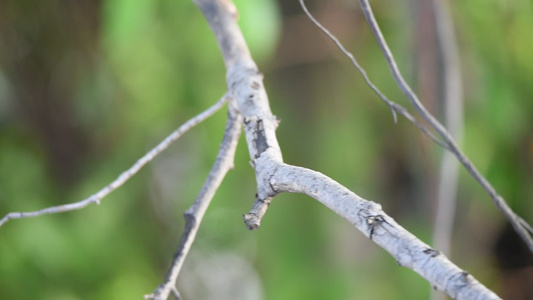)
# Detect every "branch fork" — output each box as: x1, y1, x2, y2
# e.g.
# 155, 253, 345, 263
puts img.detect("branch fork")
1, 1, 526, 299
193, 0, 502, 298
